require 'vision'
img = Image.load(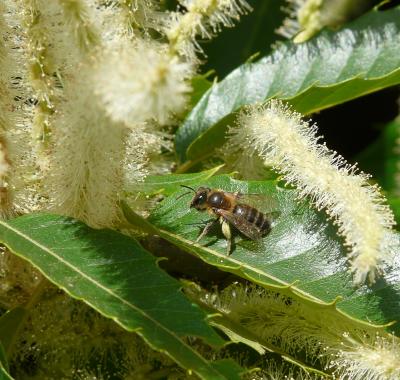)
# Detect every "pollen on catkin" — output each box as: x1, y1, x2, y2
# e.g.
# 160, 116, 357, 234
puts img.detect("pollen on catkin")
226, 100, 396, 284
